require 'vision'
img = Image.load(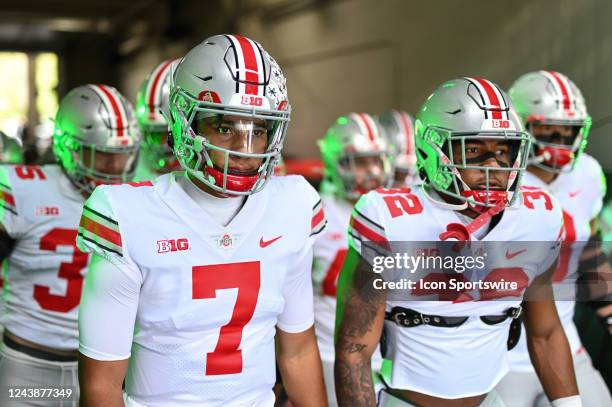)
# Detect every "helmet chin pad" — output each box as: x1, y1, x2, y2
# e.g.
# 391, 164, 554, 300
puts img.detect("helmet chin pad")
461, 189, 508, 213
537, 146, 573, 168
205, 165, 259, 194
